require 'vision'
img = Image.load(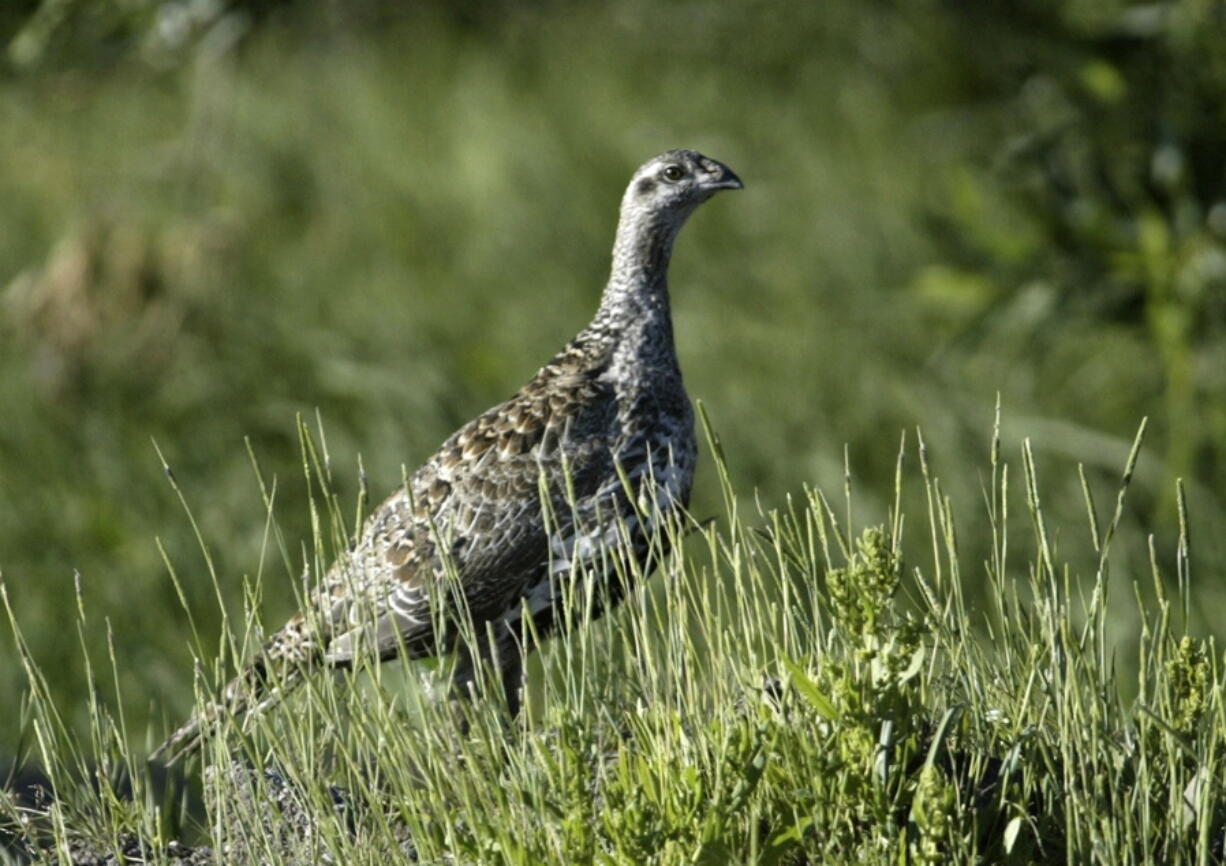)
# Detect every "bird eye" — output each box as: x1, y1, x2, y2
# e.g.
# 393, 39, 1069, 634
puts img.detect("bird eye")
661, 164, 685, 183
